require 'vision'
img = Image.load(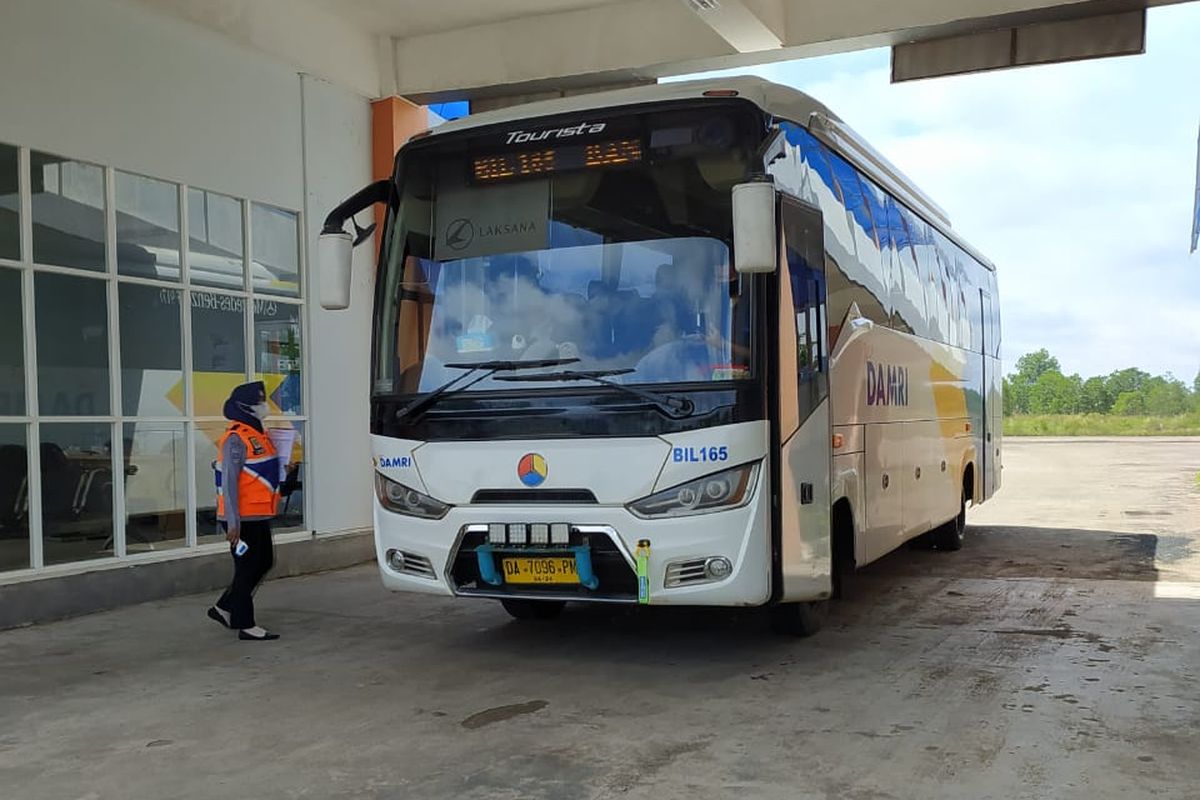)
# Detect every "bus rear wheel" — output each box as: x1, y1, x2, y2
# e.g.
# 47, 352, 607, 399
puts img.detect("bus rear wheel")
500, 598, 566, 621
769, 601, 827, 637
